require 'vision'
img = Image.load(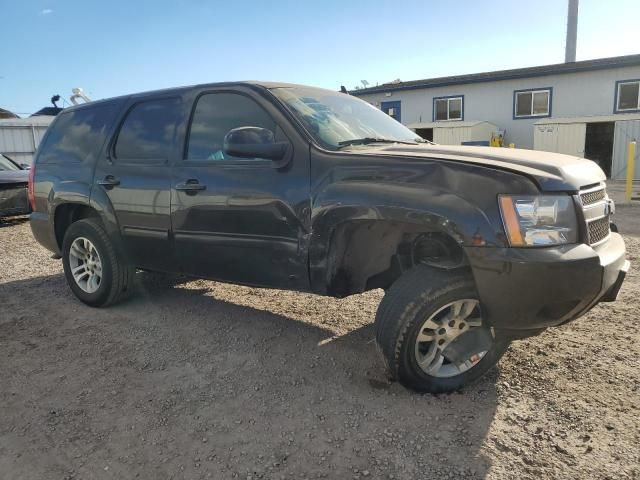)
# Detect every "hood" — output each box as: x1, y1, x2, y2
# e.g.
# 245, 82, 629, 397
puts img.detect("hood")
352, 144, 605, 192
0, 169, 29, 185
